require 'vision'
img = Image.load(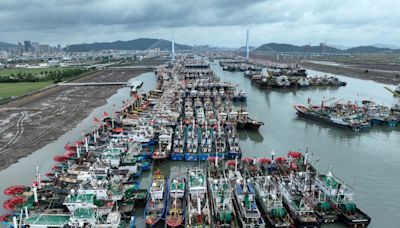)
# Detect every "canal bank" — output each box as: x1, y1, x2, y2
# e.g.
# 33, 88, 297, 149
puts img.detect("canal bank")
0, 72, 157, 221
